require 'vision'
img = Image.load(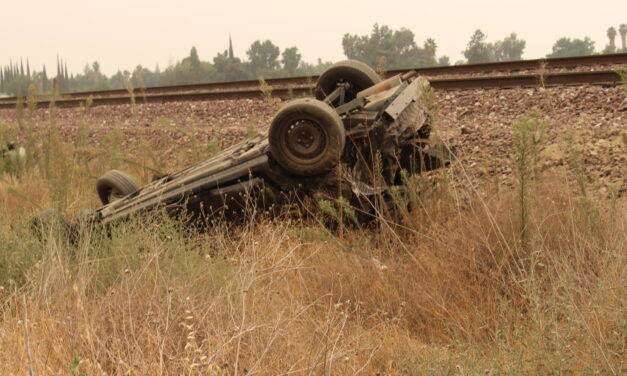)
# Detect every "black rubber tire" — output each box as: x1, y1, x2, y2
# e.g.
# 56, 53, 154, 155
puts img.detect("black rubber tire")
96, 170, 139, 205
269, 98, 345, 176
315, 60, 381, 105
